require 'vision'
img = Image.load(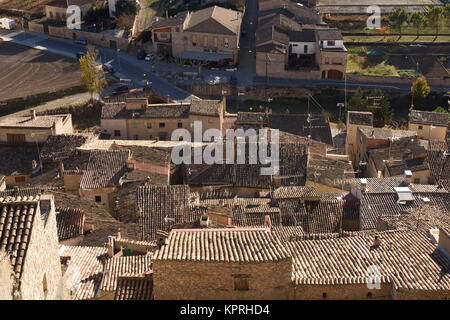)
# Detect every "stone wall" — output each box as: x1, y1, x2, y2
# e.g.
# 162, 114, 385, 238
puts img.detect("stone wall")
153, 259, 292, 300
0, 252, 13, 300
19, 197, 64, 299
293, 282, 393, 300
28, 22, 44, 34
47, 26, 130, 51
